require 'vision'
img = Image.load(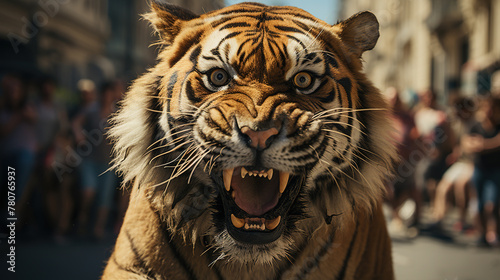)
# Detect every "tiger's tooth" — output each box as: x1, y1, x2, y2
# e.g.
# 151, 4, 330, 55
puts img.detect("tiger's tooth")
244, 223, 249, 230
231, 214, 245, 228
259, 173, 263, 177
265, 216, 281, 230
267, 169, 273, 180
223, 168, 234, 192
241, 167, 248, 178
279, 172, 290, 193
